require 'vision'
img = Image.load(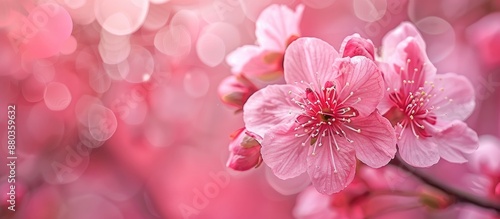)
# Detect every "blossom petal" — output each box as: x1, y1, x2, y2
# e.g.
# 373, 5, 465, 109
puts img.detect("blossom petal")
378, 61, 402, 91
347, 112, 397, 168
293, 186, 336, 219
429, 73, 476, 121
377, 62, 400, 115
469, 135, 500, 174
306, 136, 356, 194
392, 37, 436, 87
256, 4, 304, 51
284, 37, 339, 91
339, 33, 375, 60
226, 45, 280, 80
226, 45, 262, 73
381, 22, 426, 60
243, 84, 302, 139
334, 56, 384, 117
261, 122, 309, 179
226, 152, 261, 171
433, 121, 479, 163
397, 126, 440, 167
378, 92, 397, 116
